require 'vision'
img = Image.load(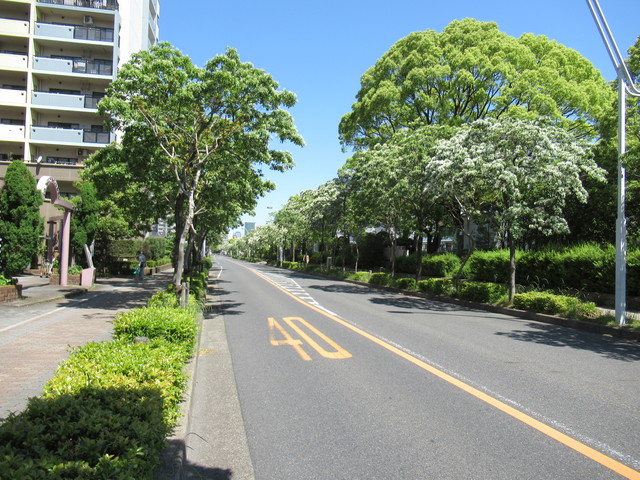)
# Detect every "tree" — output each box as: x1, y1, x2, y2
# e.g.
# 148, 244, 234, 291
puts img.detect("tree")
70, 181, 99, 265
339, 18, 613, 150
430, 118, 606, 301
0, 160, 43, 275
95, 42, 303, 294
